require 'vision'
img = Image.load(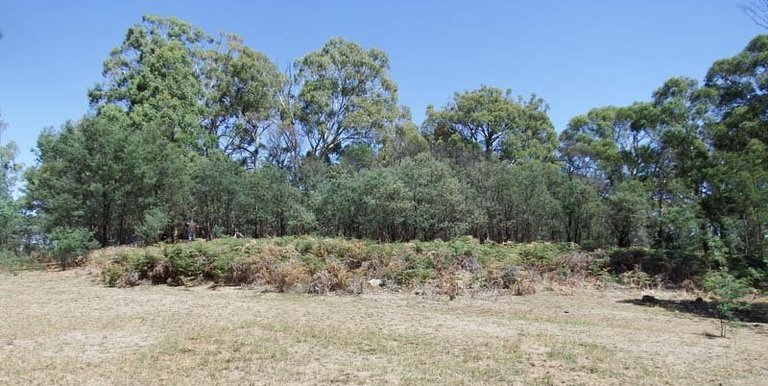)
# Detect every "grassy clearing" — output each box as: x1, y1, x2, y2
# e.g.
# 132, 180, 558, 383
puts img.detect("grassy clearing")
1, 269, 767, 385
